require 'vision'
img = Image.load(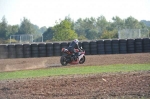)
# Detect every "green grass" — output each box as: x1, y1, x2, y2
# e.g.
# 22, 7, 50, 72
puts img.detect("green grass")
0, 64, 150, 80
